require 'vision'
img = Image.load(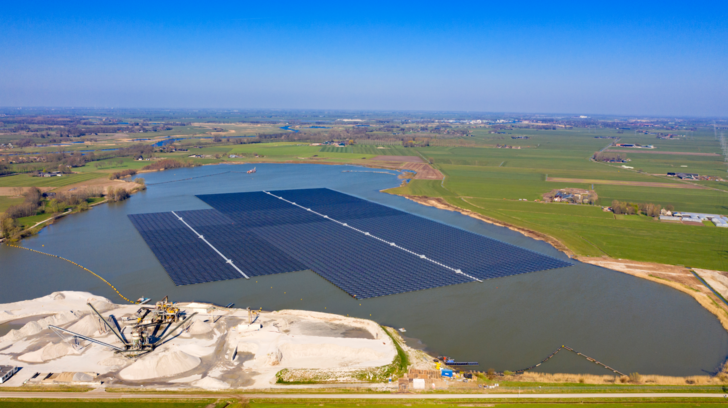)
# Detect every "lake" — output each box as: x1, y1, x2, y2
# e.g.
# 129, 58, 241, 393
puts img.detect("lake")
1, 163, 726, 376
